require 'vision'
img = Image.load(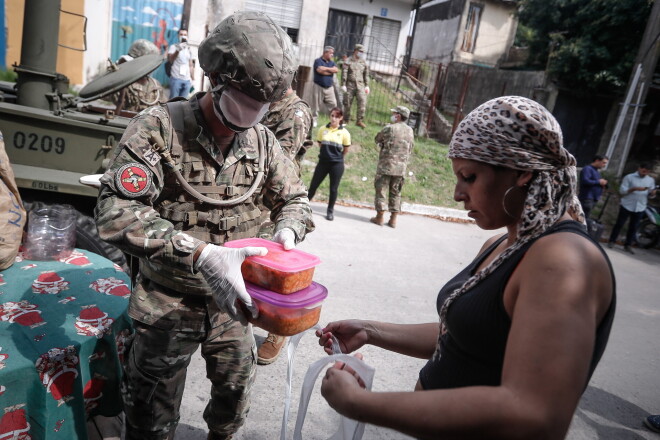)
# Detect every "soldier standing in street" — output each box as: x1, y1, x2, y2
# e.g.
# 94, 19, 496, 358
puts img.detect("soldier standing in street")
257, 86, 312, 365
94, 12, 314, 440
341, 44, 370, 128
370, 106, 415, 228
110, 39, 164, 113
